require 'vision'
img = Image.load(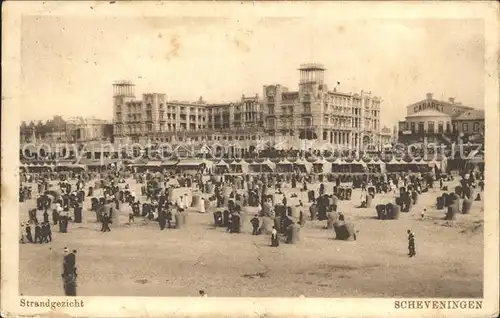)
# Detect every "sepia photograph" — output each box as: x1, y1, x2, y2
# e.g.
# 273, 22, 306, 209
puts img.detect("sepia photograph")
2, 1, 499, 317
